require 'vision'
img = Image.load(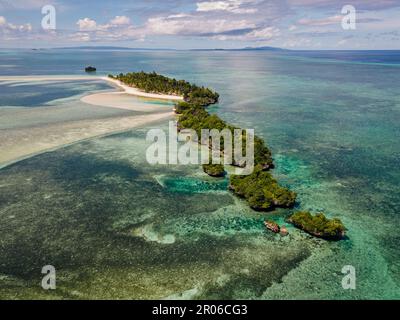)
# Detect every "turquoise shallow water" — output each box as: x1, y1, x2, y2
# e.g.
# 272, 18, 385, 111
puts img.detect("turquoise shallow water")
0, 49, 399, 299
